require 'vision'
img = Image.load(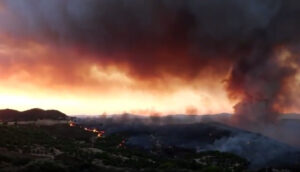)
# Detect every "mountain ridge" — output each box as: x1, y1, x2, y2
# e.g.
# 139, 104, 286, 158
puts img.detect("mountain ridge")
0, 108, 68, 121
